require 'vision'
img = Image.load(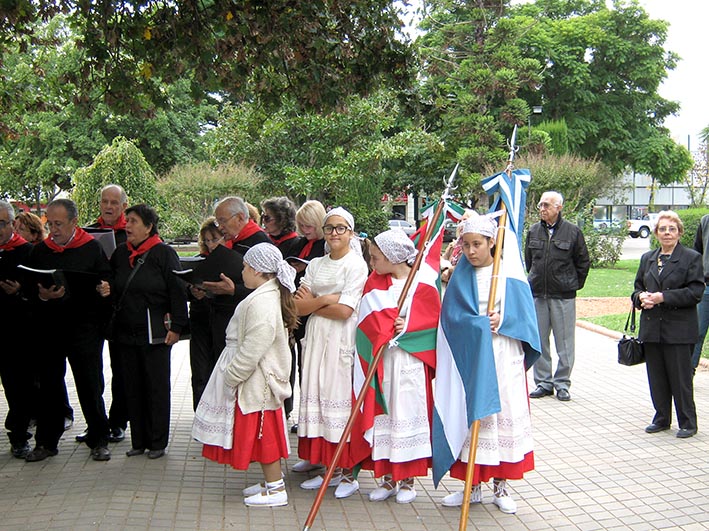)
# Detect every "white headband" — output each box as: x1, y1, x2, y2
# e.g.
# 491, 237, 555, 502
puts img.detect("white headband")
460, 212, 498, 242
243, 243, 297, 293
323, 207, 354, 230
374, 229, 418, 265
